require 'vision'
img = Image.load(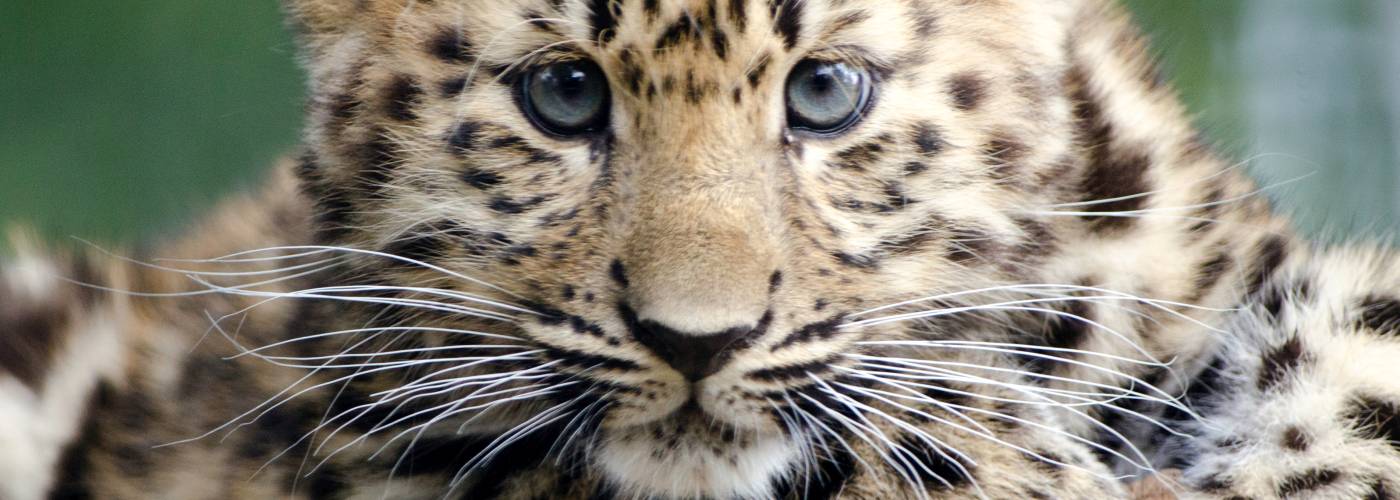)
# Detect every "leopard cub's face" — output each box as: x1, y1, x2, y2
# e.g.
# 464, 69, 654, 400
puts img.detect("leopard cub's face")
293, 0, 1080, 496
